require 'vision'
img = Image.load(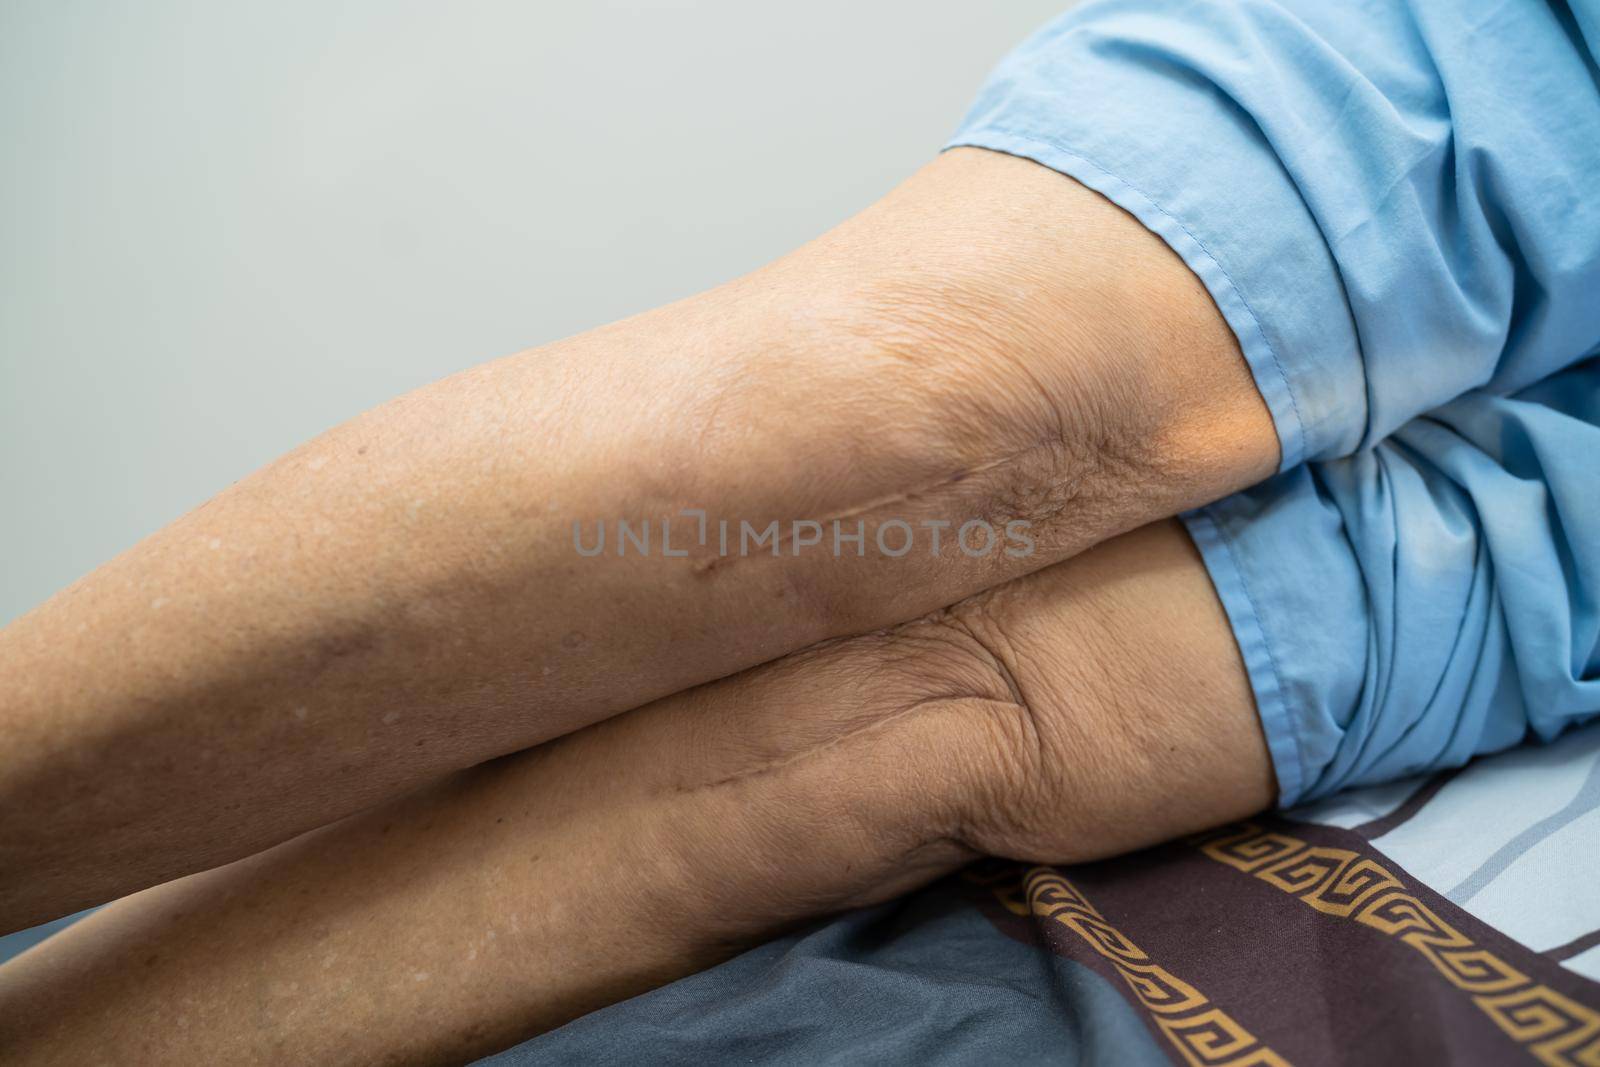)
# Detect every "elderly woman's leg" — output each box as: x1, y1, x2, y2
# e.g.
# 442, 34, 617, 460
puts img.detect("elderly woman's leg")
0, 519, 1272, 1066
0, 148, 1279, 930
